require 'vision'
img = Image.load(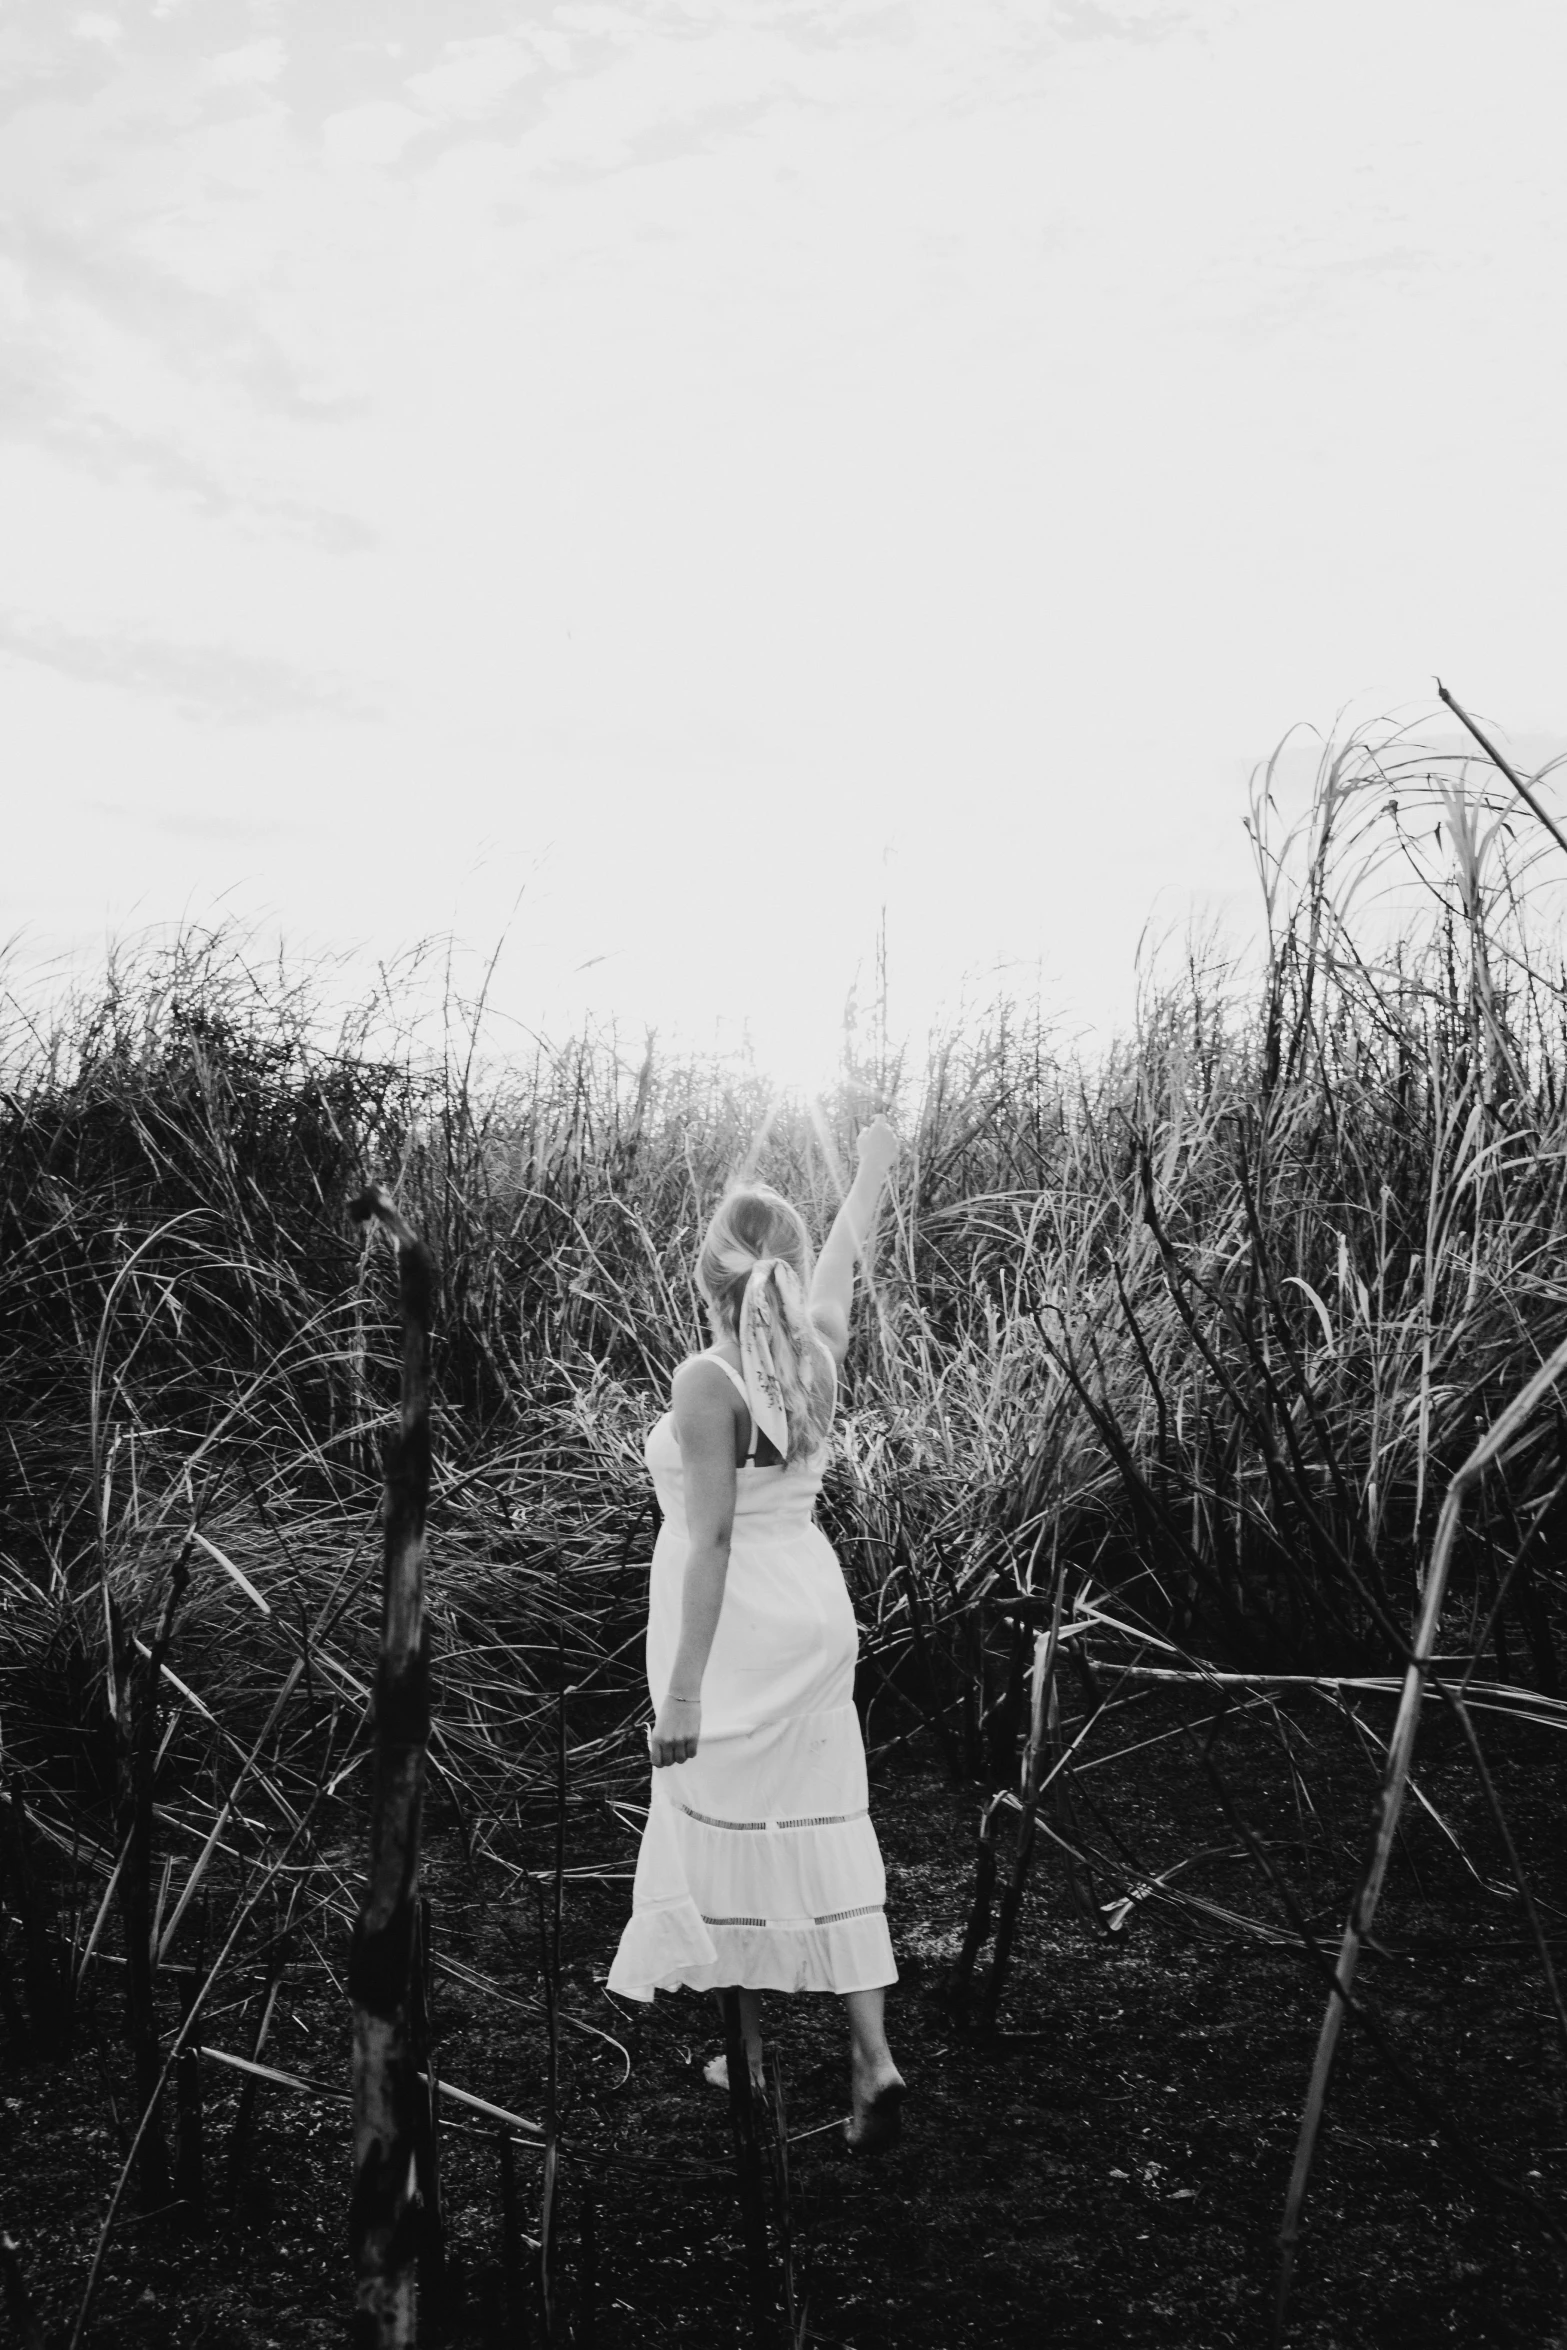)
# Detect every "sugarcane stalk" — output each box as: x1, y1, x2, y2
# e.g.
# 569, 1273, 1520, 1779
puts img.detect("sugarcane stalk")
409, 1896, 446, 2307
0, 1783, 73, 2054
532, 1872, 559, 2343
578, 2176, 598, 2350
764, 2046, 803, 2349
0, 2232, 45, 2350
498, 2130, 539, 2343
1437, 681, 1567, 865
980, 1555, 1069, 2030
535, 1675, 569, 2340
108, 1535, 192, 2207
498, 2133, 522, 2343
225, 1883, 299, 2197
174, 1964, 207, 2227
896, 1550, 961, 1784
945, 1794, 1002, 2020
348, 1186, 437, 2350
1274, 1331, 1567, 2344
719, 1987, 773, 2343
